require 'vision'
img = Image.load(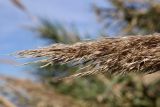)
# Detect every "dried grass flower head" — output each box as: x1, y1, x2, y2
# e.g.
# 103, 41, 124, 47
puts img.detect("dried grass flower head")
17, 34, 160, 78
